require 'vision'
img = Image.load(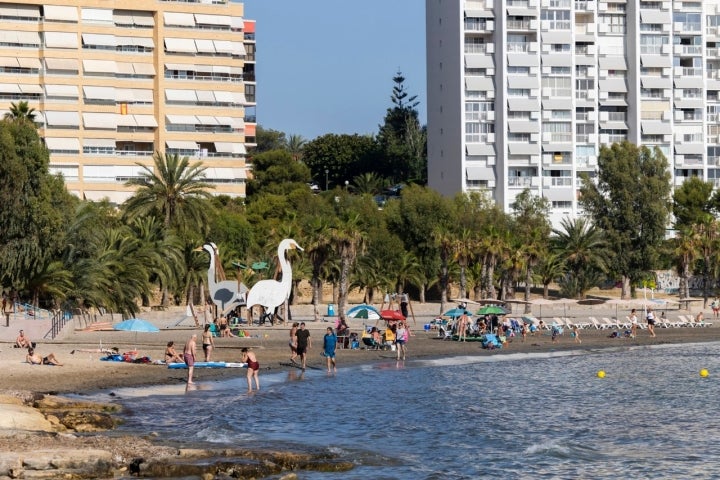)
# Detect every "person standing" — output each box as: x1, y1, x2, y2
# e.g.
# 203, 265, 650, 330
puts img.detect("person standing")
295, 322, 311, 370
457, 311, 468, 342
572, 324, 581, 344
629, 308, 638, 338
289, 322, 299, 364
241, 347, 260, 391
323, 327, 337, 373
646, 307, 657, 338
712, 298, 720, 319
183, 334, 197, 384
400, 293, 409, 318
202, 324, 214, 361
395, 321, 408, 360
